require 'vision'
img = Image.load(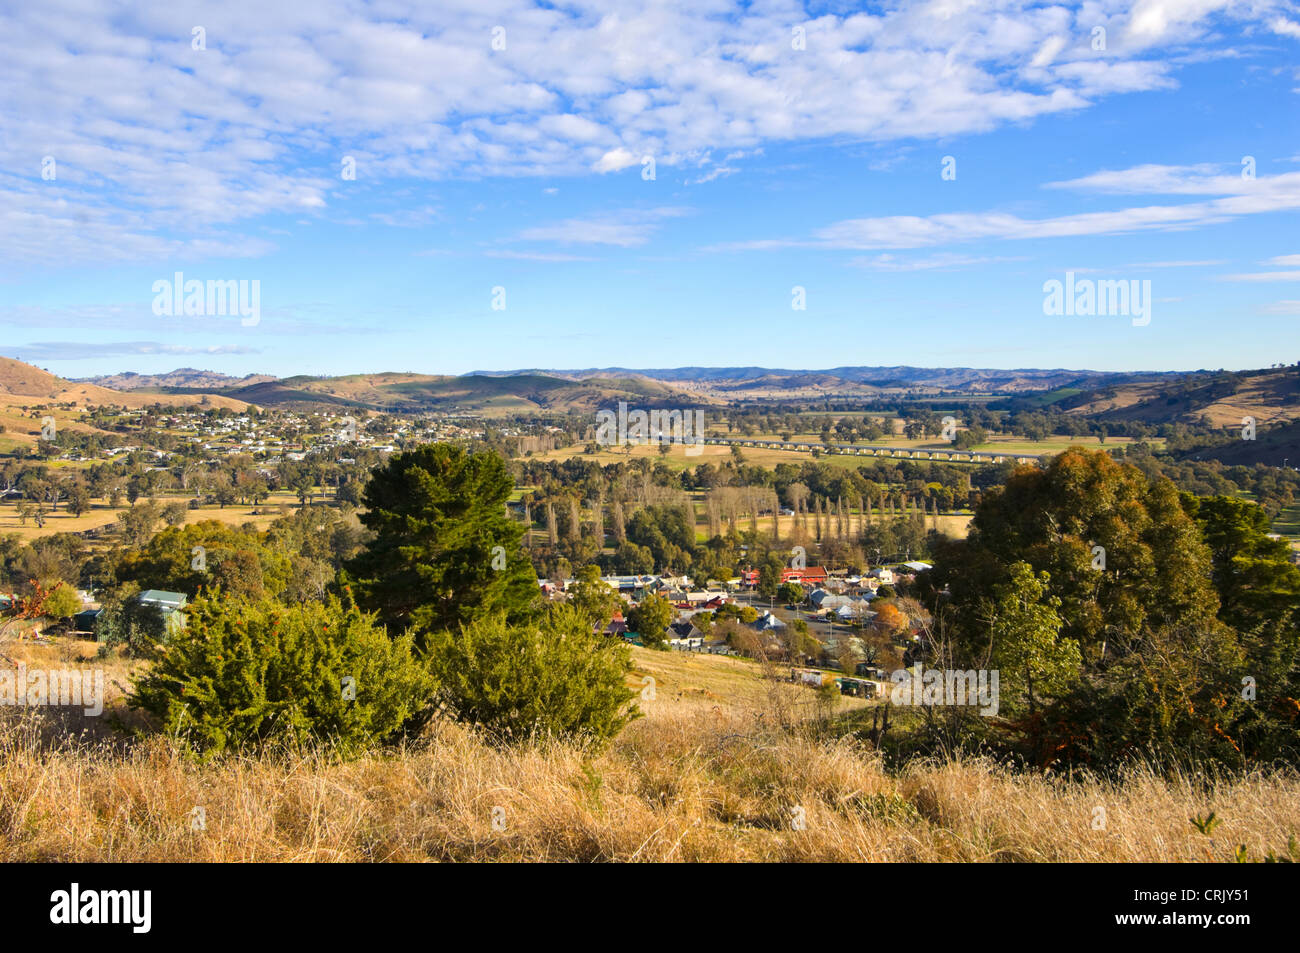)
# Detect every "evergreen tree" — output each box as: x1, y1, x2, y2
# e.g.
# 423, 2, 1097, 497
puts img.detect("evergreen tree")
344, 445, 539, 644
627, 591, 673, 649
